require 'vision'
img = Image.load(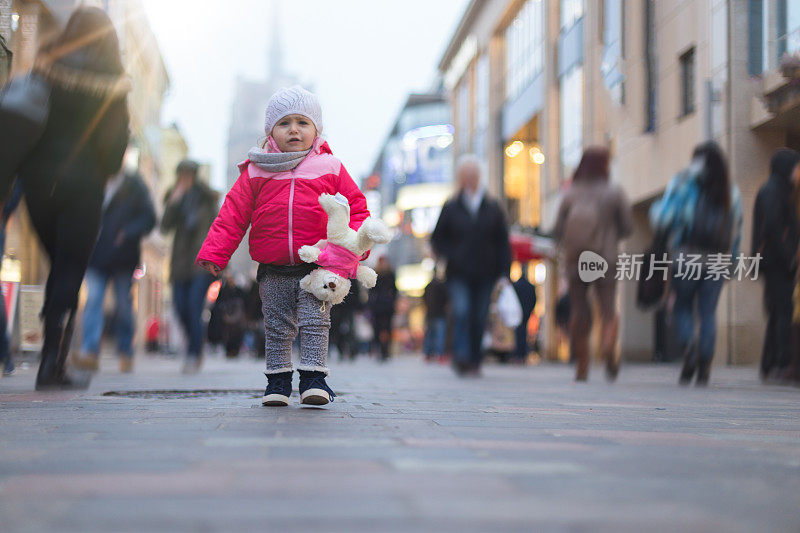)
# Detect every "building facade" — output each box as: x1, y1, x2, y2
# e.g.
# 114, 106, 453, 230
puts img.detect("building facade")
370, 92, 454, 296
439, 0, 792, 365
